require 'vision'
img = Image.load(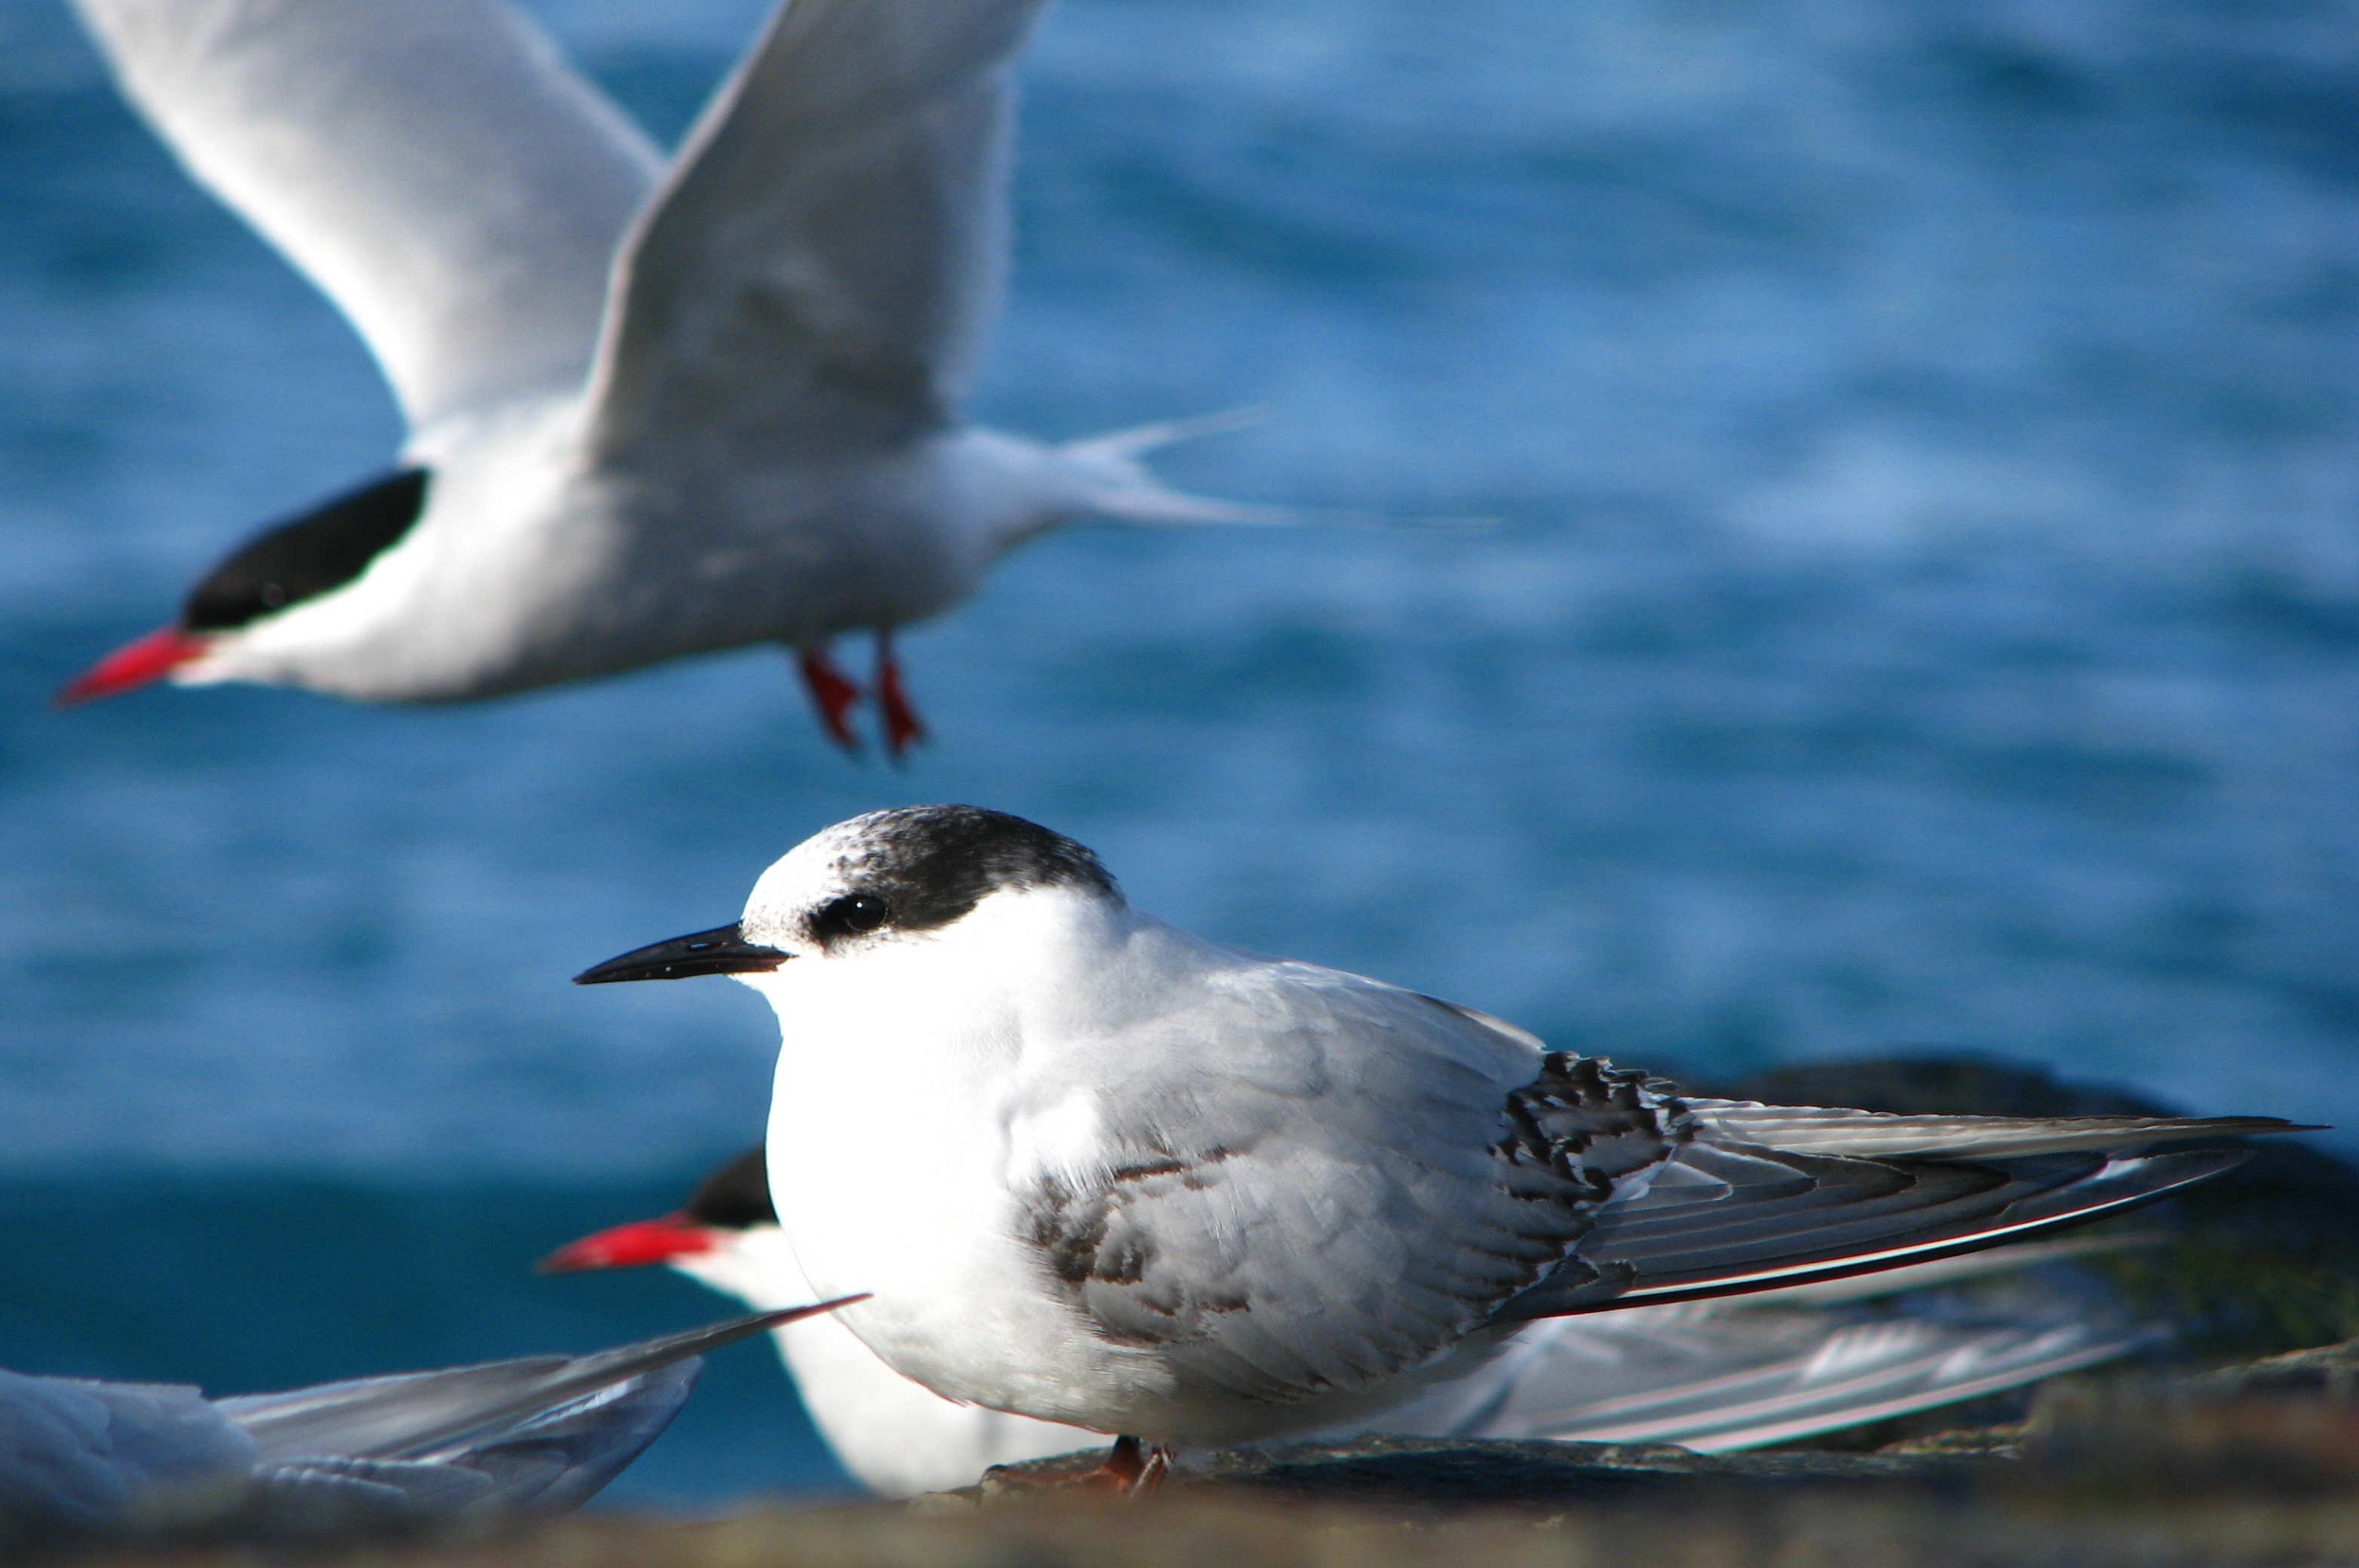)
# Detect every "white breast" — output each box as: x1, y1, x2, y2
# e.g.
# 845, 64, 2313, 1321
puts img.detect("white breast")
756, 892, 1189, 1428
677, 1229, 1091, 1494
